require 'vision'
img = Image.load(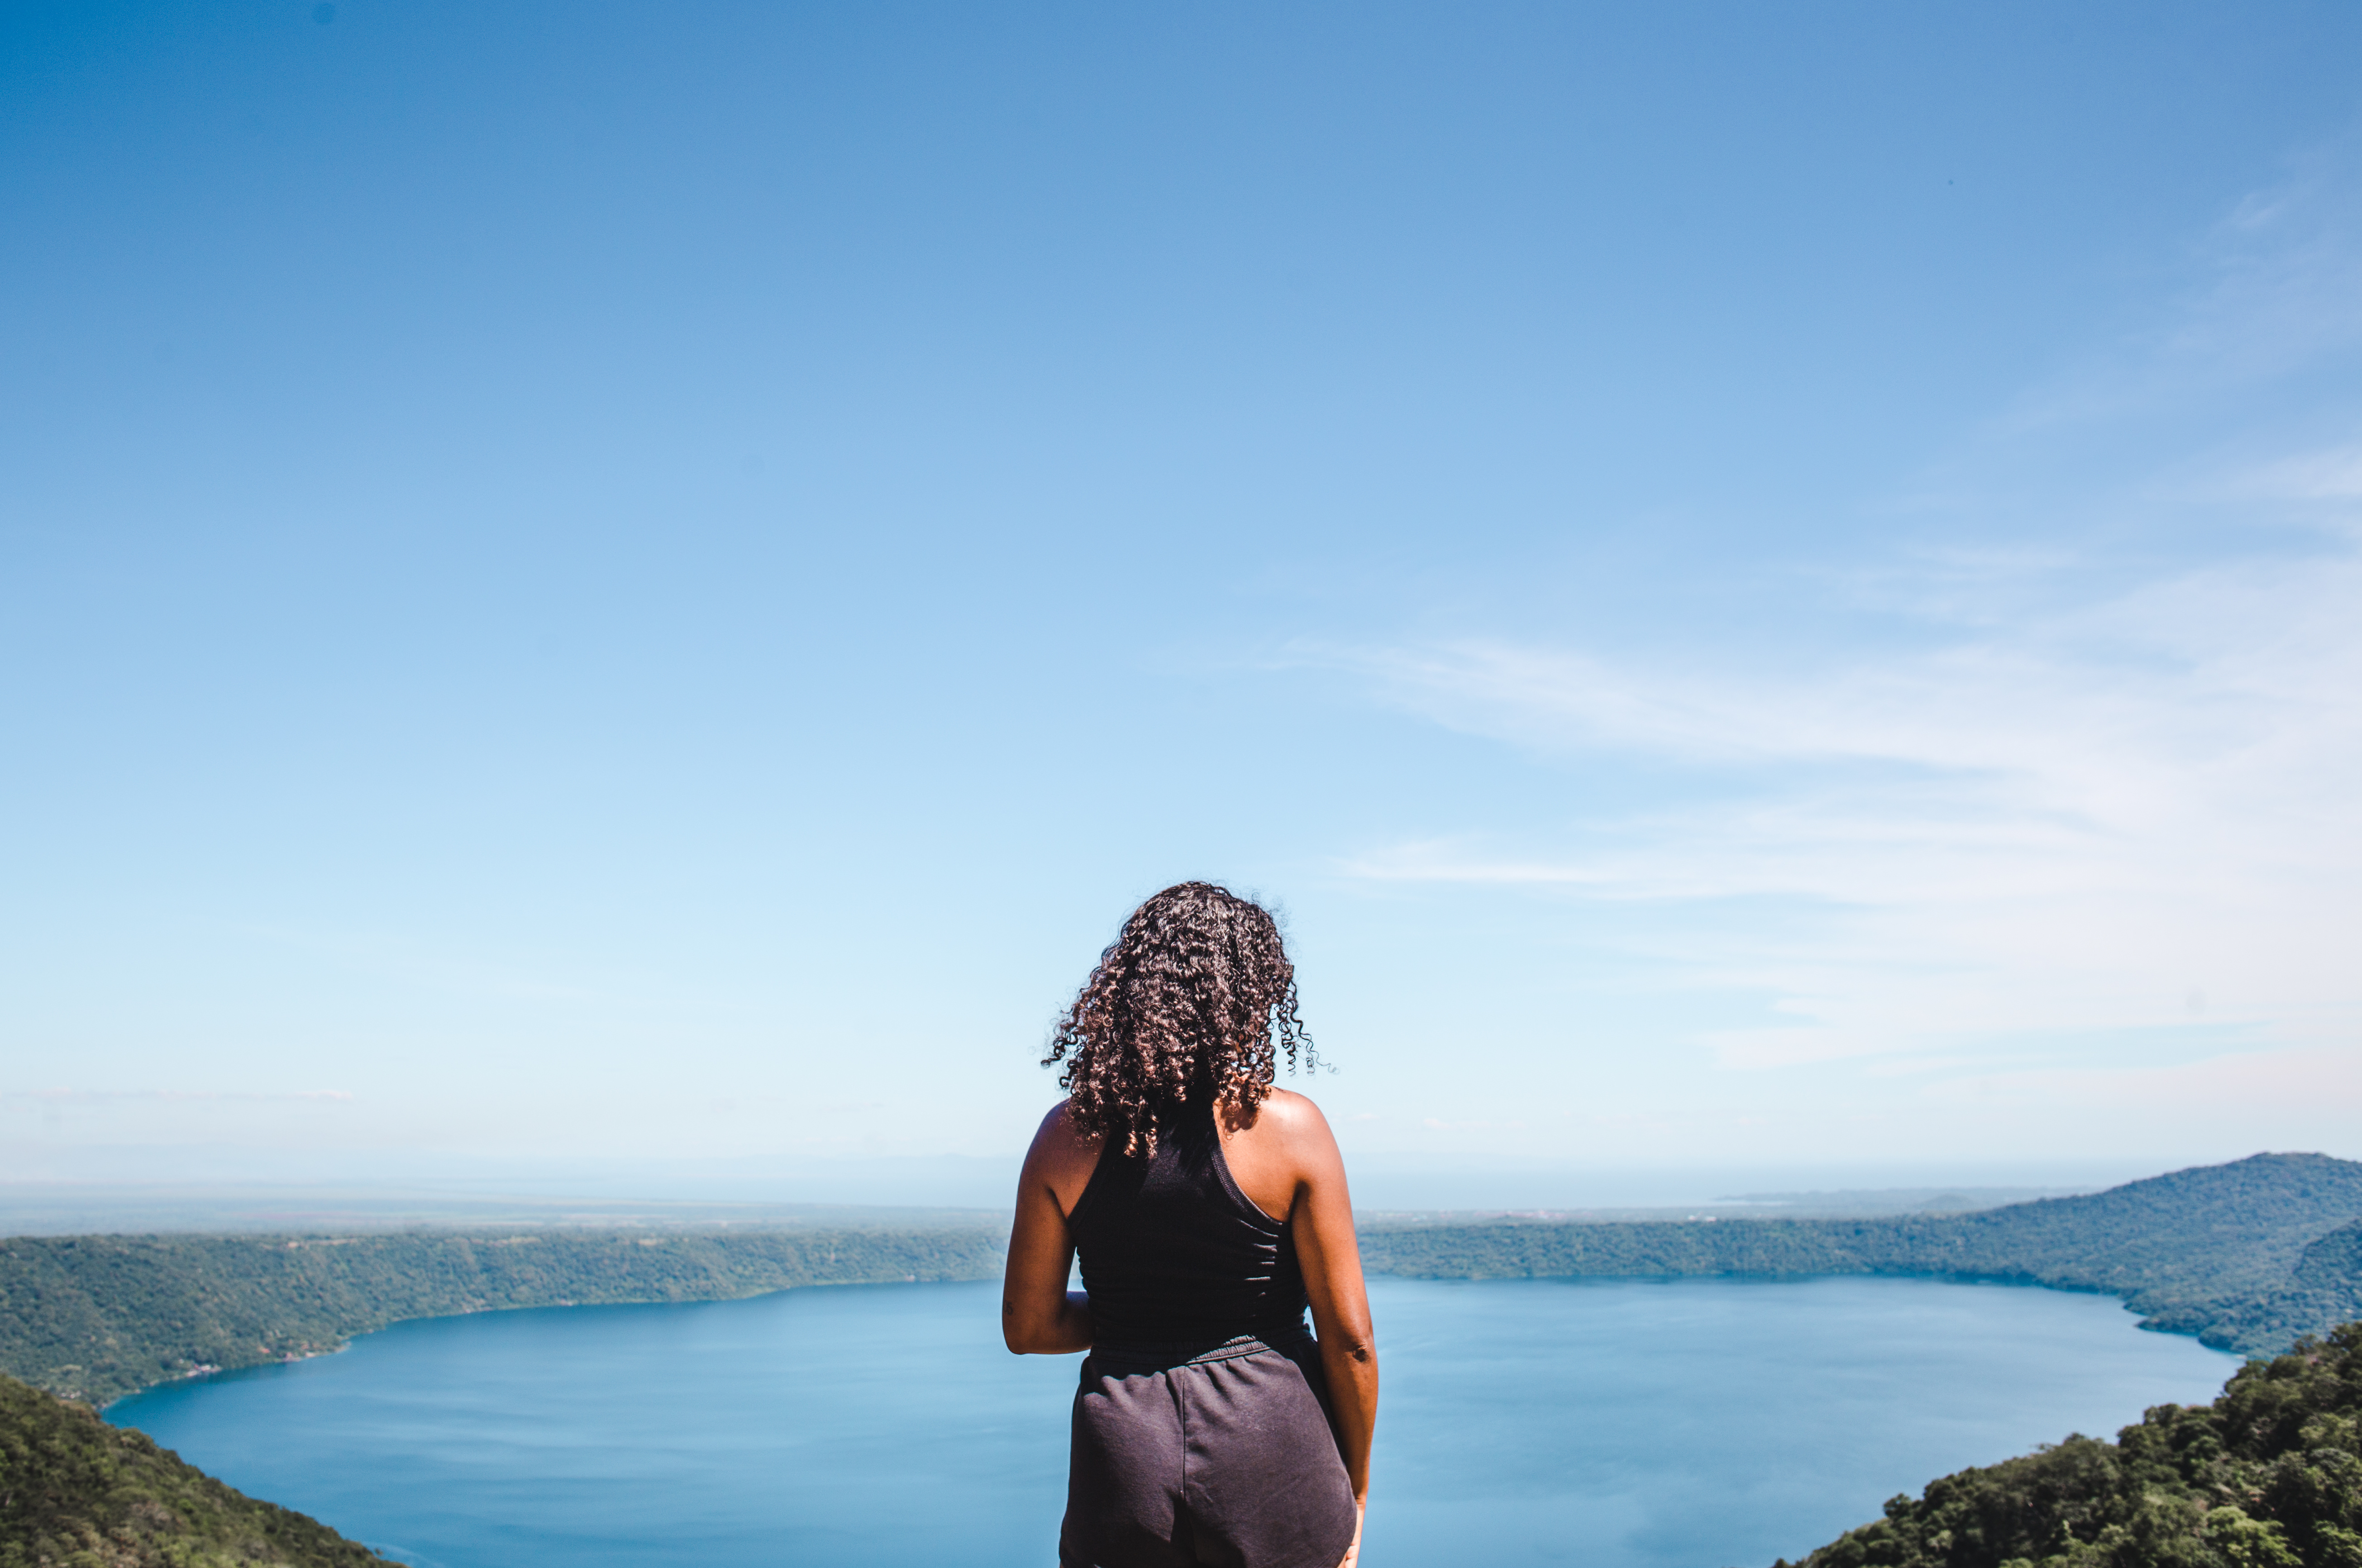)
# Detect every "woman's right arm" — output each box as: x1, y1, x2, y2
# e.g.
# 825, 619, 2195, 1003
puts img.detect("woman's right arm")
1002, 1104, 1096, 1355
1289, 1100, 1378, 1562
